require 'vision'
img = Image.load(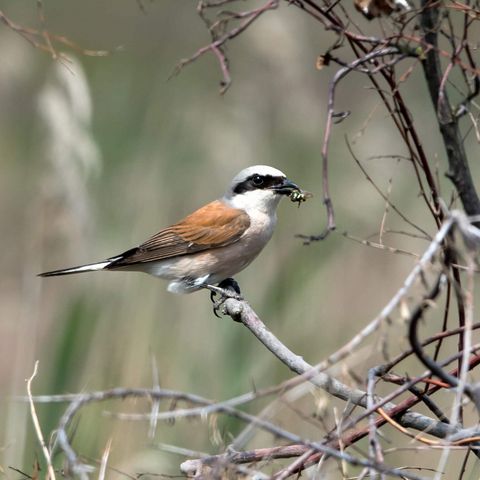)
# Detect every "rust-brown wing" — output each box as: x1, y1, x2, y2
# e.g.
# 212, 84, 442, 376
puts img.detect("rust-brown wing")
108, 200, 250, 267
